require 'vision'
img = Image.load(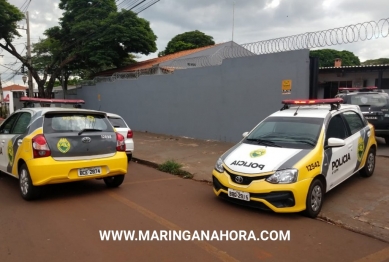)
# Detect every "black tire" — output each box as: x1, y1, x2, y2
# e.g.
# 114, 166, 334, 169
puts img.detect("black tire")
19, 163, 40, 201
360, 147, 375, 177
103, 175, 125, 188
303, 178, 324, 218
127, 154, 132, 163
